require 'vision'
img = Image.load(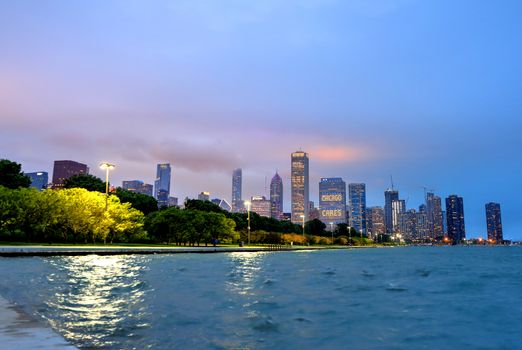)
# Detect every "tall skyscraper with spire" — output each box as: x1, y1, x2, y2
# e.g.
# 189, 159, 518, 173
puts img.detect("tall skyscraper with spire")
291, 151, 309, 224
231, 168, 242, 212
270, 172, 283, 219
154, 163, 171, 207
